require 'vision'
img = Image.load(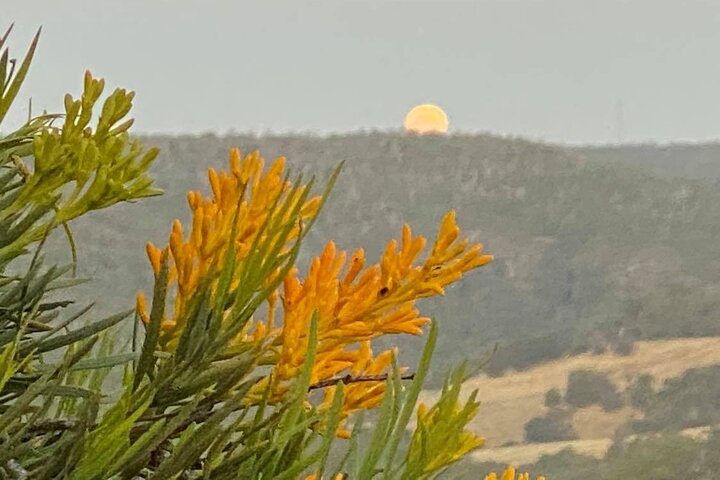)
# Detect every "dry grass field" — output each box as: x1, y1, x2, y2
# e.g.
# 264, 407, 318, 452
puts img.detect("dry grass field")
420, 336, 720, 464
